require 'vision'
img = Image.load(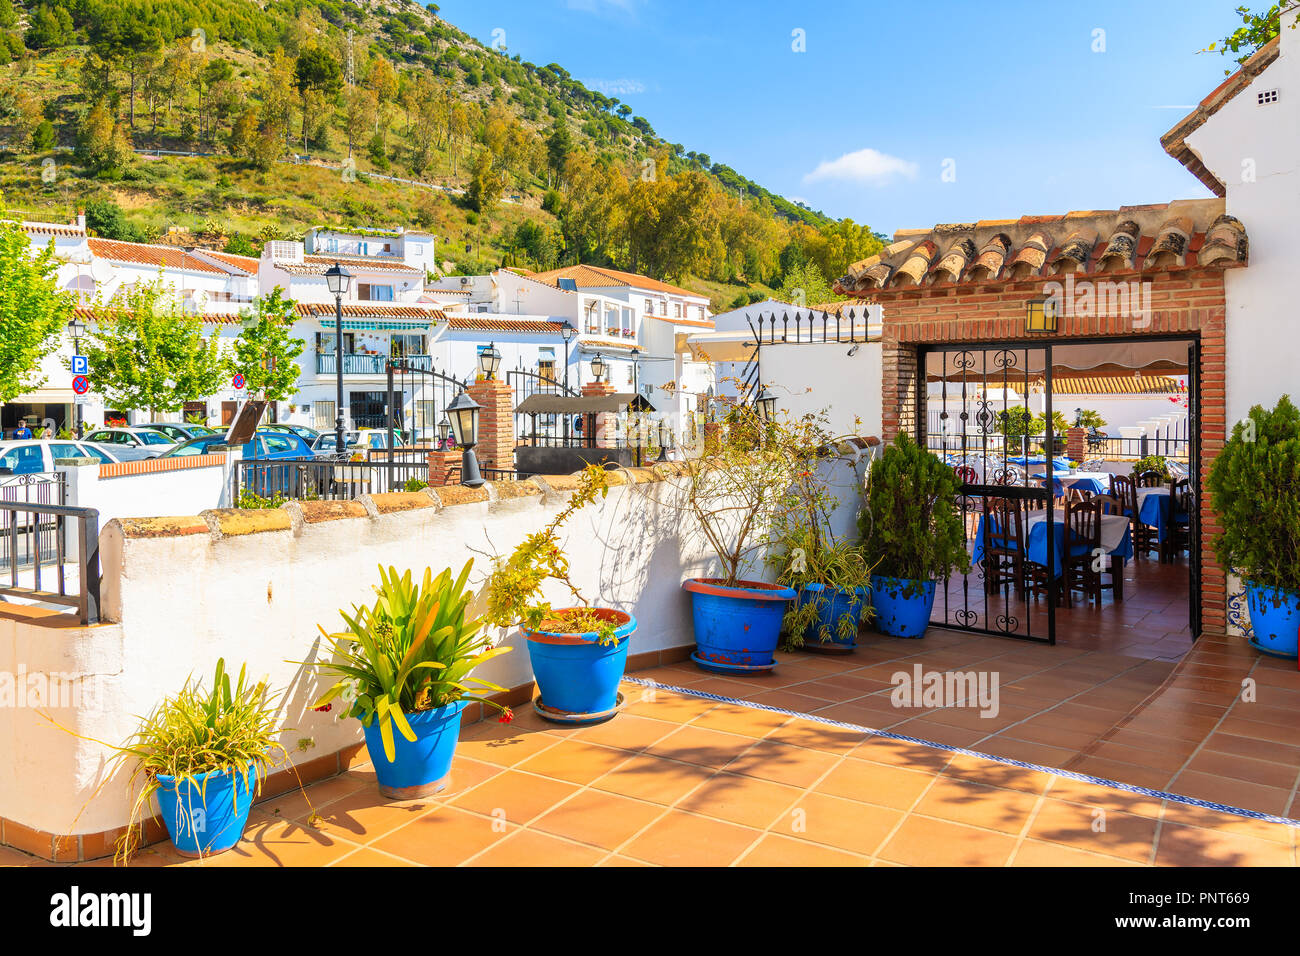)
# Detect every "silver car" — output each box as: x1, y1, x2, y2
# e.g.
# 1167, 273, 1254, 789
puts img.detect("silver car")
0, 439, 150, 475
80, 427, 176, 457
